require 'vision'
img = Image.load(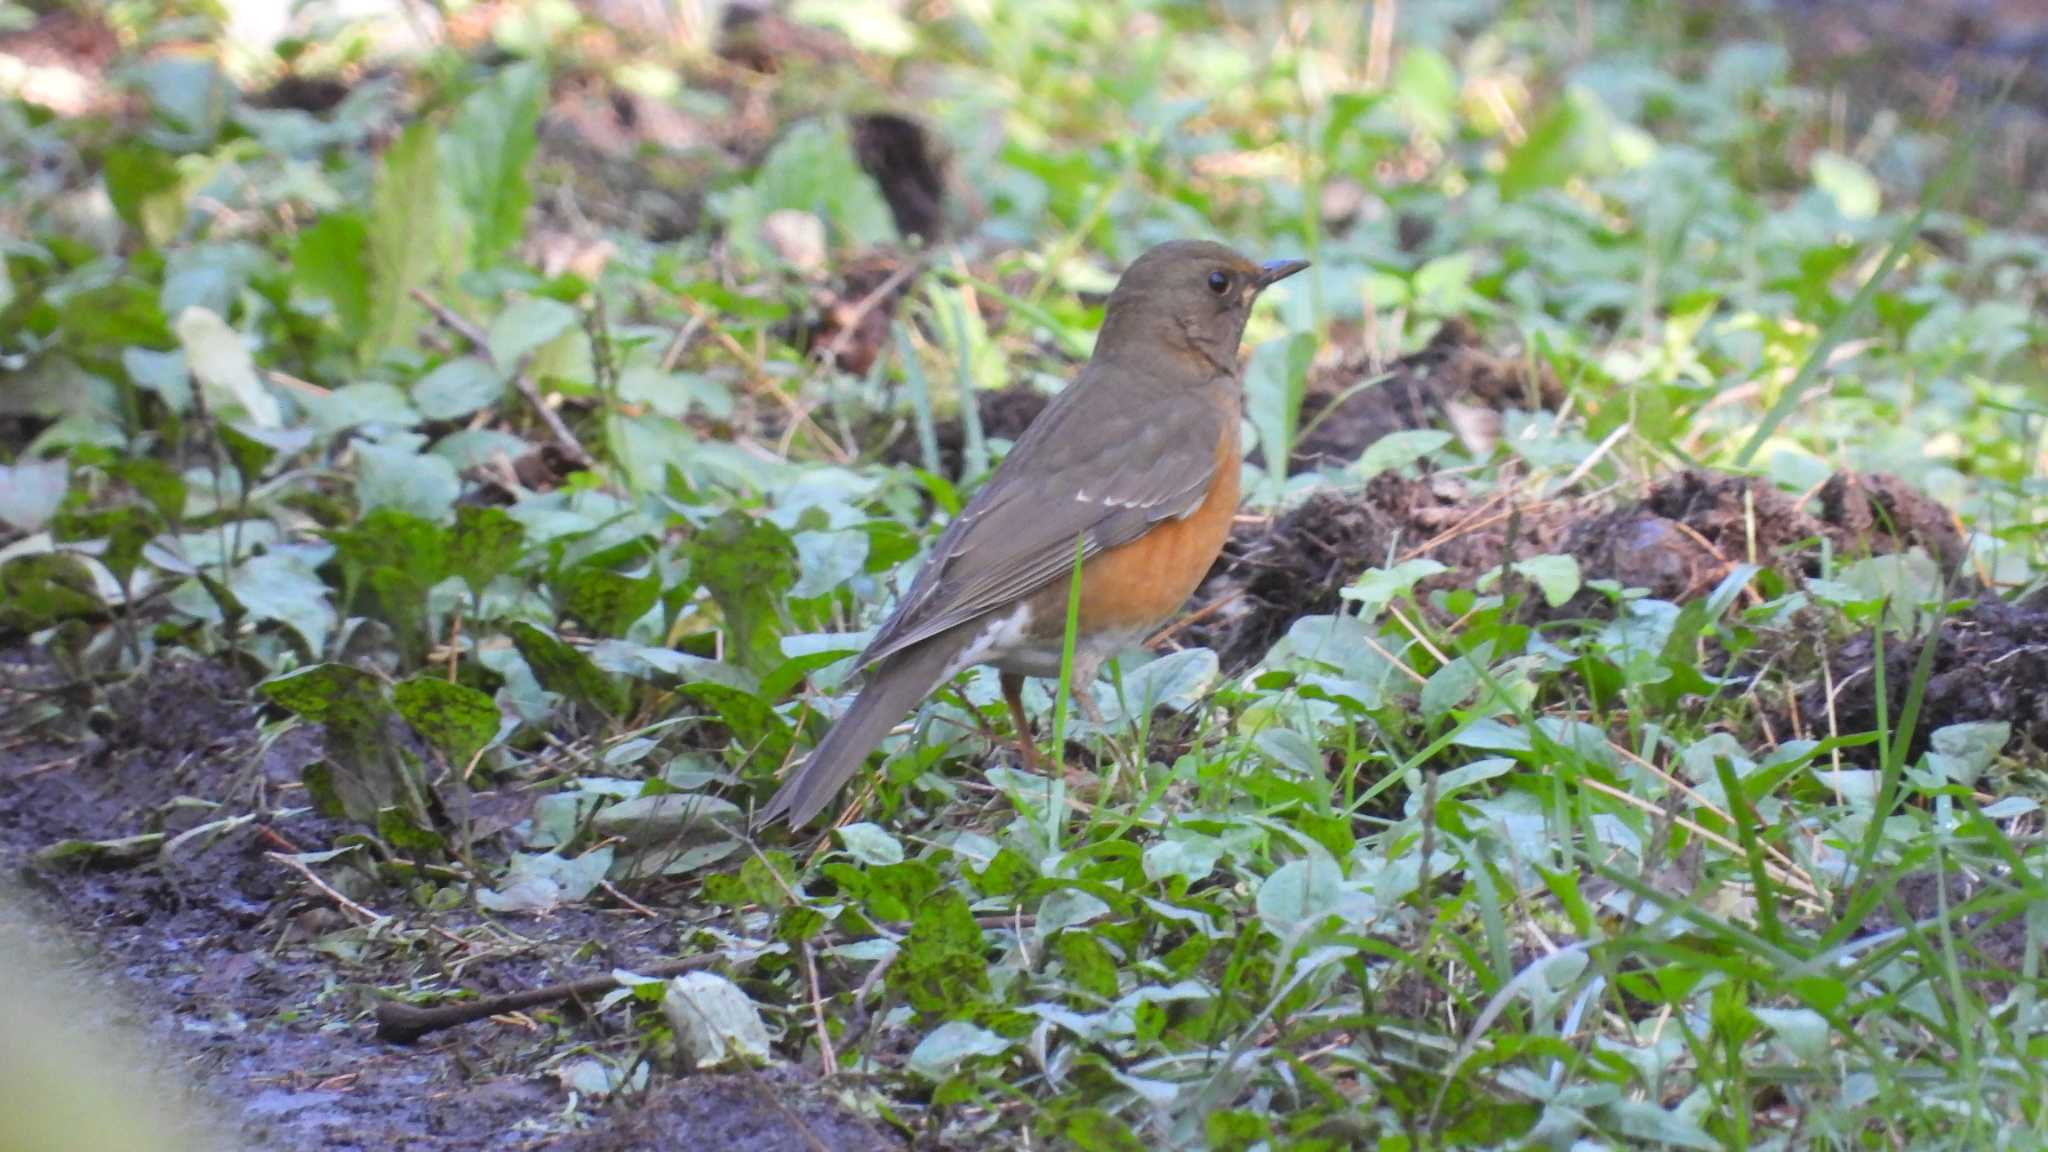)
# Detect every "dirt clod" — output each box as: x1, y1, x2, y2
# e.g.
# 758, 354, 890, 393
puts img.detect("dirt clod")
852, 112, 949, 243
1816, 471, 1967, 571
1289, 318, 1563, 473
559, 1070, 902, 1152
1799, 596, 2048, 760
808, 253, 919, 377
